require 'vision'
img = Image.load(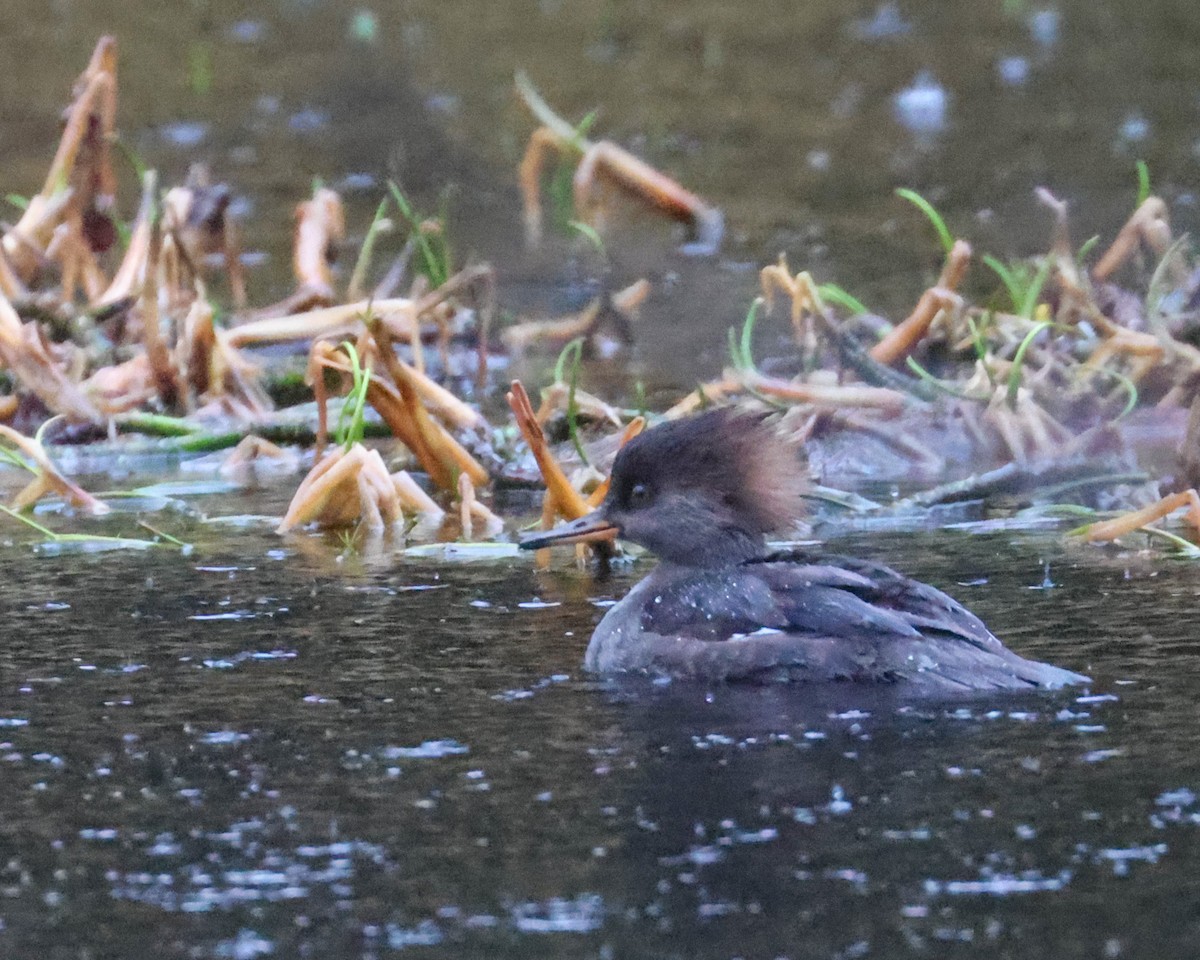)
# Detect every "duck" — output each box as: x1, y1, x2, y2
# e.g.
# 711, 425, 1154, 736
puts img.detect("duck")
520, 408, 1088, 692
